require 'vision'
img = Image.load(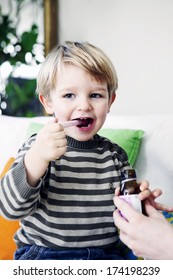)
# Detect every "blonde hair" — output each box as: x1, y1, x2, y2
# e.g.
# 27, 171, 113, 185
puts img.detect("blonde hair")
37, 41, 118, 99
